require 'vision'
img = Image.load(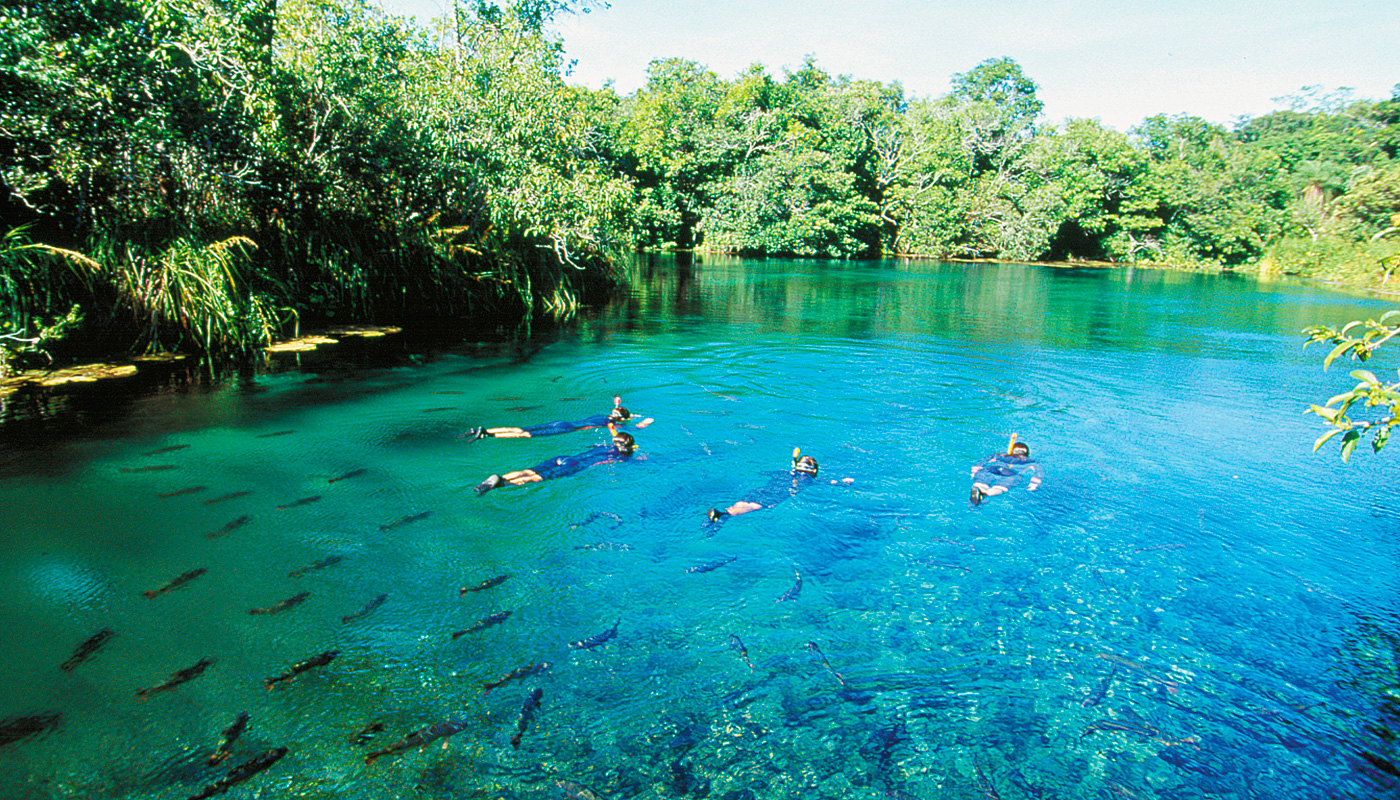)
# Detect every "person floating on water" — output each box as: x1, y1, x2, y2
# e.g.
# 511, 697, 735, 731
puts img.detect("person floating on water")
706, 448, 852, 525
969, 434, 1042, 504
462, 396, 651, 441
475, 425, 638, 496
